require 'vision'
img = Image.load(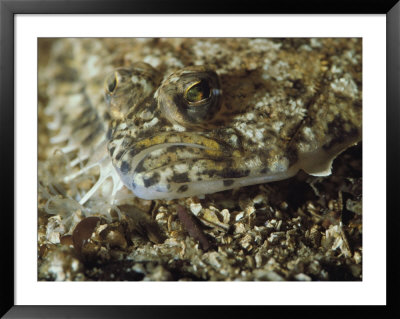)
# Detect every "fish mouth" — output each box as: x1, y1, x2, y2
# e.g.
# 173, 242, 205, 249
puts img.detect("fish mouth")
112, 132, 252, 200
